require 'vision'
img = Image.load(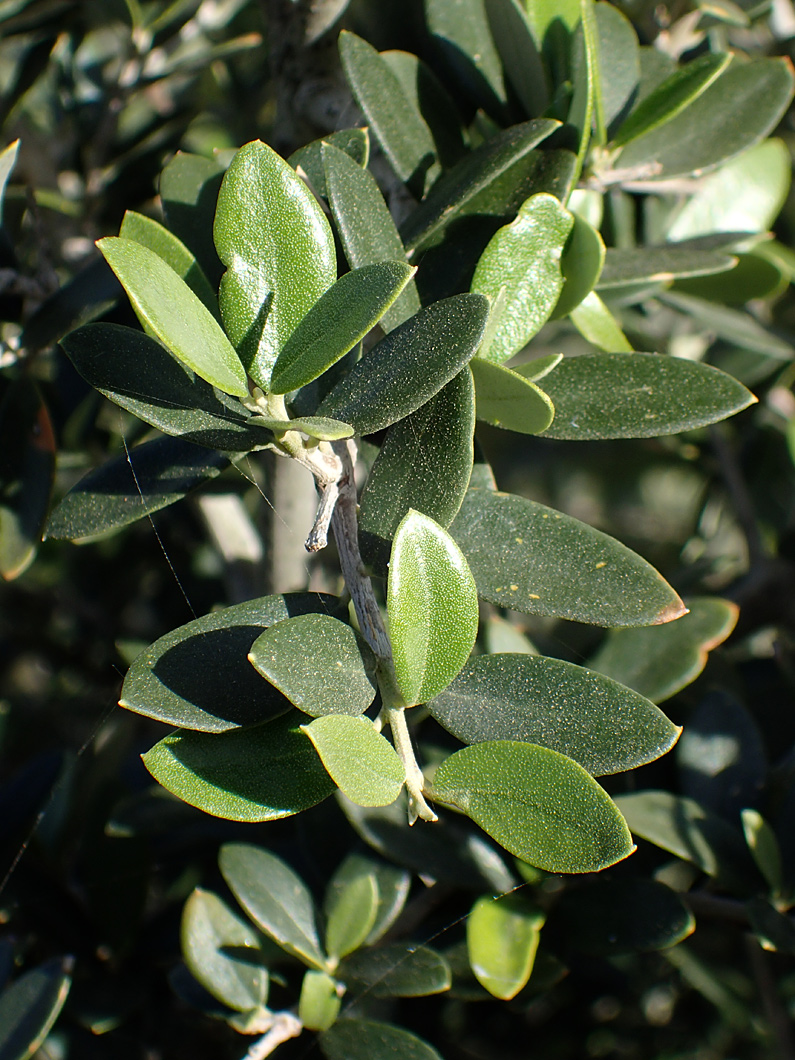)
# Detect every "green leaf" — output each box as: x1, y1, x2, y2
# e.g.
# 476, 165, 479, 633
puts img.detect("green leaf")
0, 138, 20, 225
324, 872, 379, 962
667, 139, 791, 241
0, 379, 54, 580
298, 971, 341, 1032
302, 715, 406, 807
742, 809, 784, 897
317, 294, 489, 435
340, 944, 451, 997
21, 257, 121, 357
746, 897, 795, 955
484, 0, 549, 116
324, 854, 410, 947
552, 878, 694, 954
450, 488, 686, 626
249, 615, 376, 718
597, 245, 736, 288
429, 653, 681, 775
659, 291, 795, 361
569, 291, 633, 351
432, 741, 635, 872
674, 252, 786, 305
588, 597, 739, 702
467, 894, 544, 998
483, 616, 538, 655
617, 57, 795, 179
539, 353, 756, 440
612, 52, 731, 148
118, 210, 218, 316
472, 193, 574, 363
550, 212, 605, 320
320, 1018, 442, 1060
596, 1, 640, 129
270, 262, 414, 394
425, 0, 507, 119
512, 352, 564, 381
219, 843, 327, 969
44, 437, 229, 542
213, 140, 336, 389
359, 370, 475, 564
339, 31, 439, 196
143, 712, 336, 823
159, 150, 225, 285
0, 959, 72, 1060
388, 509, 478, 706
60, 323, 267, 453
289, 127, 369, 199
120, 593, 336, 732
323, 143, 420, 332
470, 359, 554, 434
400, 120, 562, 252
249, 415, 354, 441
98, 238, 248, 398
568, 0, 602, 173
181, 889, 268, 1012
